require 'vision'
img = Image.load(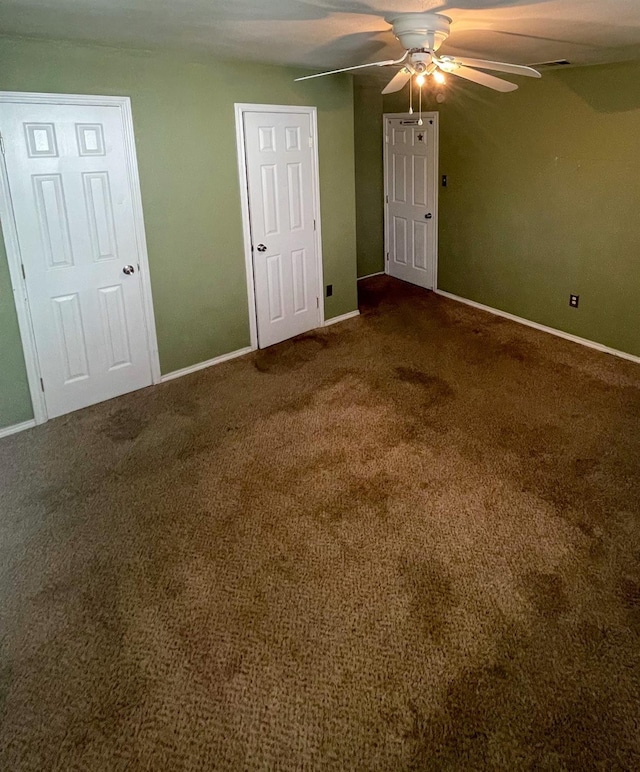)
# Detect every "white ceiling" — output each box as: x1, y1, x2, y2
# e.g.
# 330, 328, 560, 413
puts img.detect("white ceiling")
1, 0, 640, 71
